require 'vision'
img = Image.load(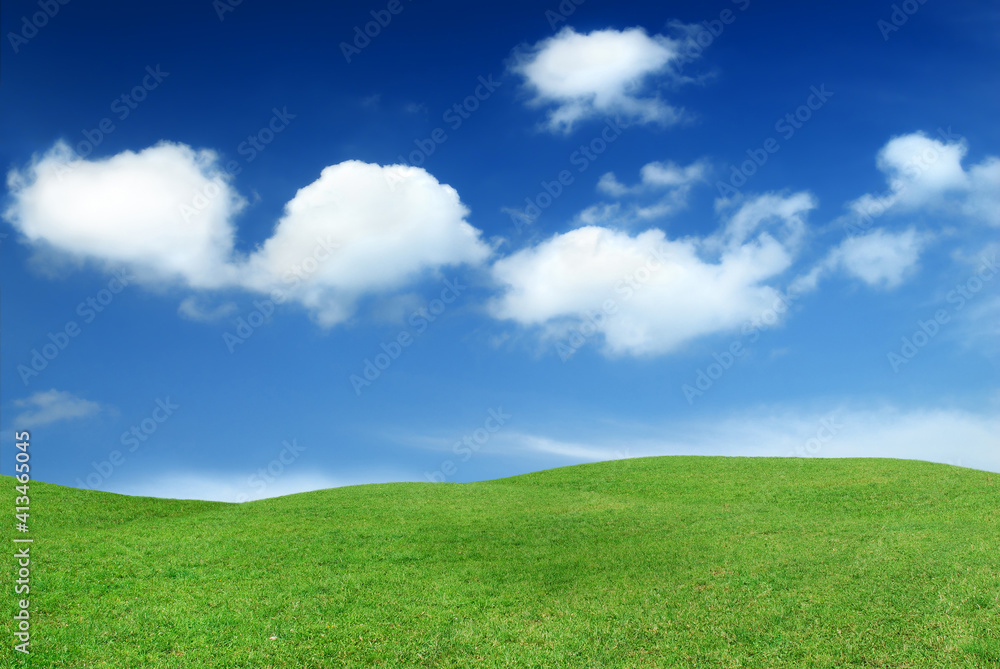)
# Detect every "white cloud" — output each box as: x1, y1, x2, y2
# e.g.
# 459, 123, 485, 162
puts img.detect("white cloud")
590, 159, 707, 222
4, 141, 246, 288
14, 389, 102, 426
846, 131, 1000, 227
575, 202, 623, 226
798, 132, 1000, 293
4, 144, 491, 328
178, 297, 238, 322
595, 174, 632, 198
510, 434, 634, 461
489, 192, 815, 357
511, 27, 690, 134
598, 159, 707, 197
832, 228, 925, 289
820, 228, 927, 290
712, 192, 812, 250
239, 161, 490, 326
